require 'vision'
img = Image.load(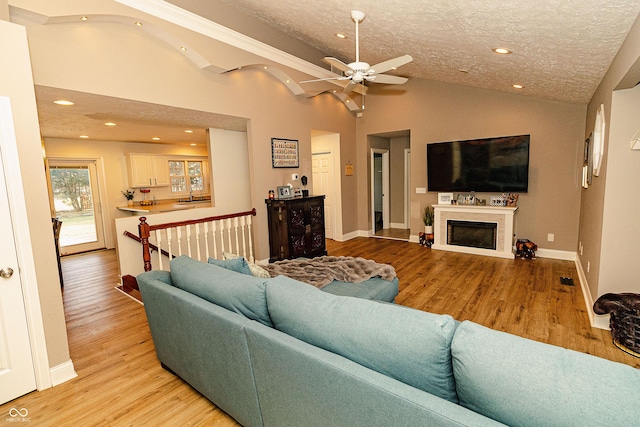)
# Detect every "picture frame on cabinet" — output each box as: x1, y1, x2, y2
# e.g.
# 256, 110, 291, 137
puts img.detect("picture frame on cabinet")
277, 185, 293, 199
